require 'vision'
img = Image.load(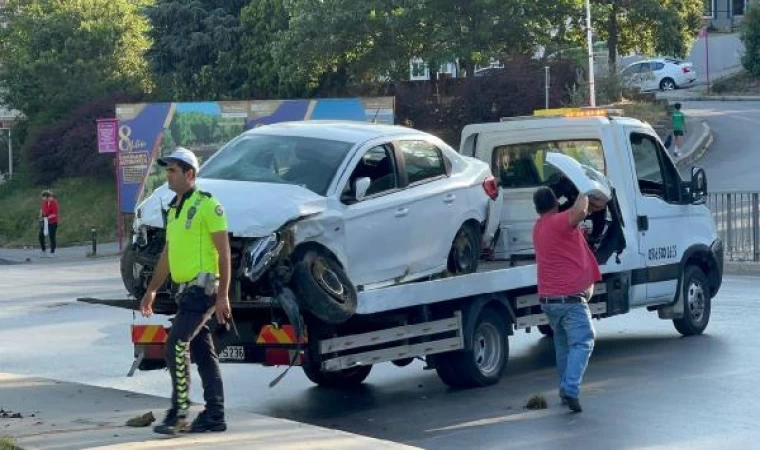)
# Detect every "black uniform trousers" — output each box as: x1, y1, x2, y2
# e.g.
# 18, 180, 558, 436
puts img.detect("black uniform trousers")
165, 286, 224, 418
